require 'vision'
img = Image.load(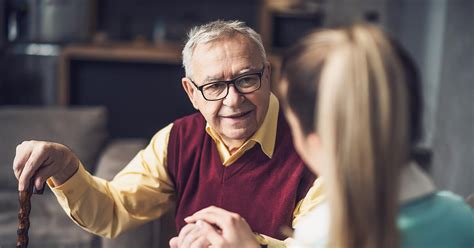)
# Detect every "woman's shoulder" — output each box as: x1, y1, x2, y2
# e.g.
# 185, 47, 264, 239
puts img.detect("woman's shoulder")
399, 191, 474, 247
291, 203, 330, 248
401, 191, 472, 217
